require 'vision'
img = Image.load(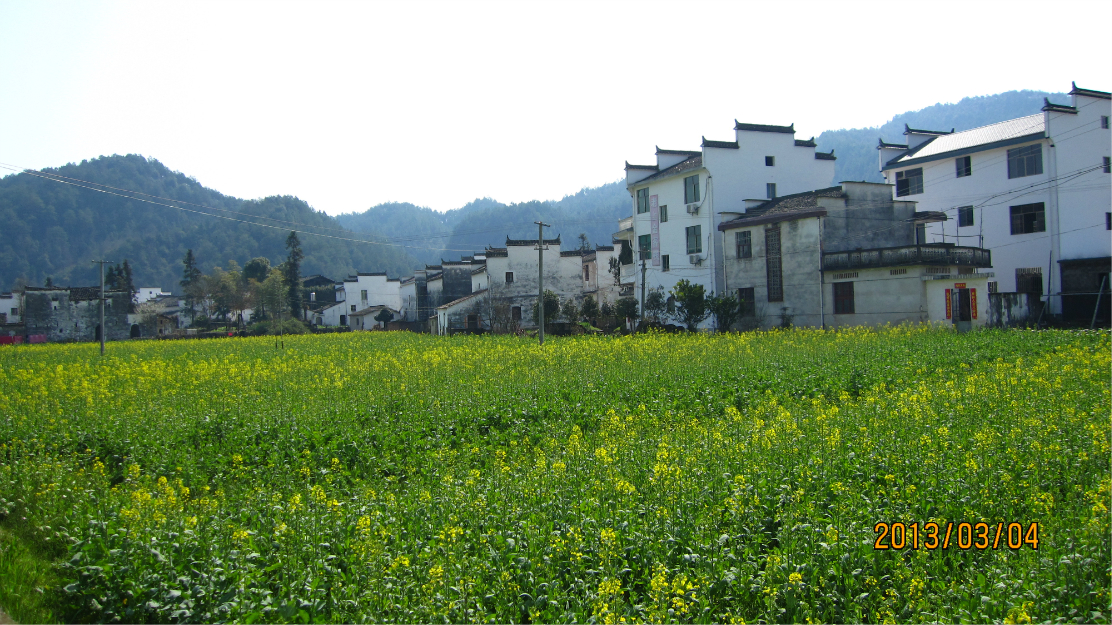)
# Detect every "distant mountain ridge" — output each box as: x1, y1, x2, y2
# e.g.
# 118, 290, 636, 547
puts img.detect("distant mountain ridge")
0, 89, 1069, 292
